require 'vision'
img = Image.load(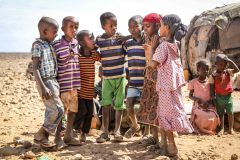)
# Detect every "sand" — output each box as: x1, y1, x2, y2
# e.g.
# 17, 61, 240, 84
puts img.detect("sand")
0, 53, 239, 160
